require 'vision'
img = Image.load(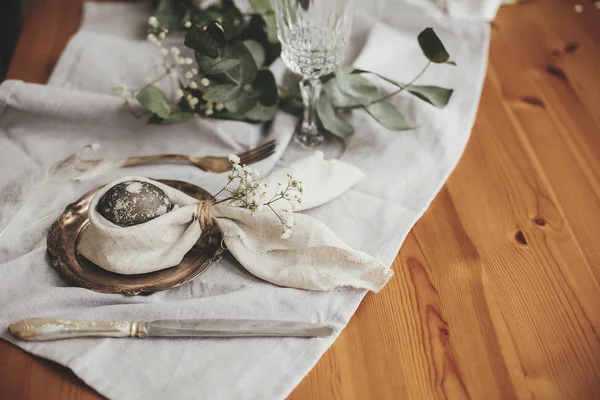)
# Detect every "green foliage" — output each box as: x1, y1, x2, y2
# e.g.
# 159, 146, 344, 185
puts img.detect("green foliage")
148, 111, 195, 124
406, 85, 454, 108
184, 21, 225, 58
203, 84, 242, 102
137, 86, 171, 118
317, 95, 354, 138
152, 0, 187, 31
190, 0, 244, 41
366, 102, 412, 131
145, 1, 456, 138
418, 28, 450, 63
